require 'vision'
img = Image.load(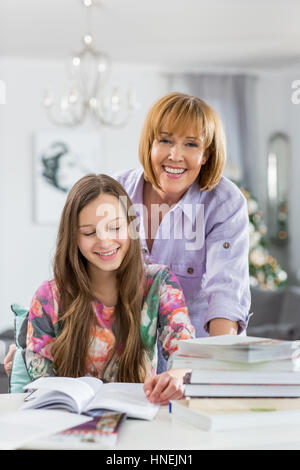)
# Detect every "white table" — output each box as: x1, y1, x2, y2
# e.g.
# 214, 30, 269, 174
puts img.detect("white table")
2, 393, 300, 450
